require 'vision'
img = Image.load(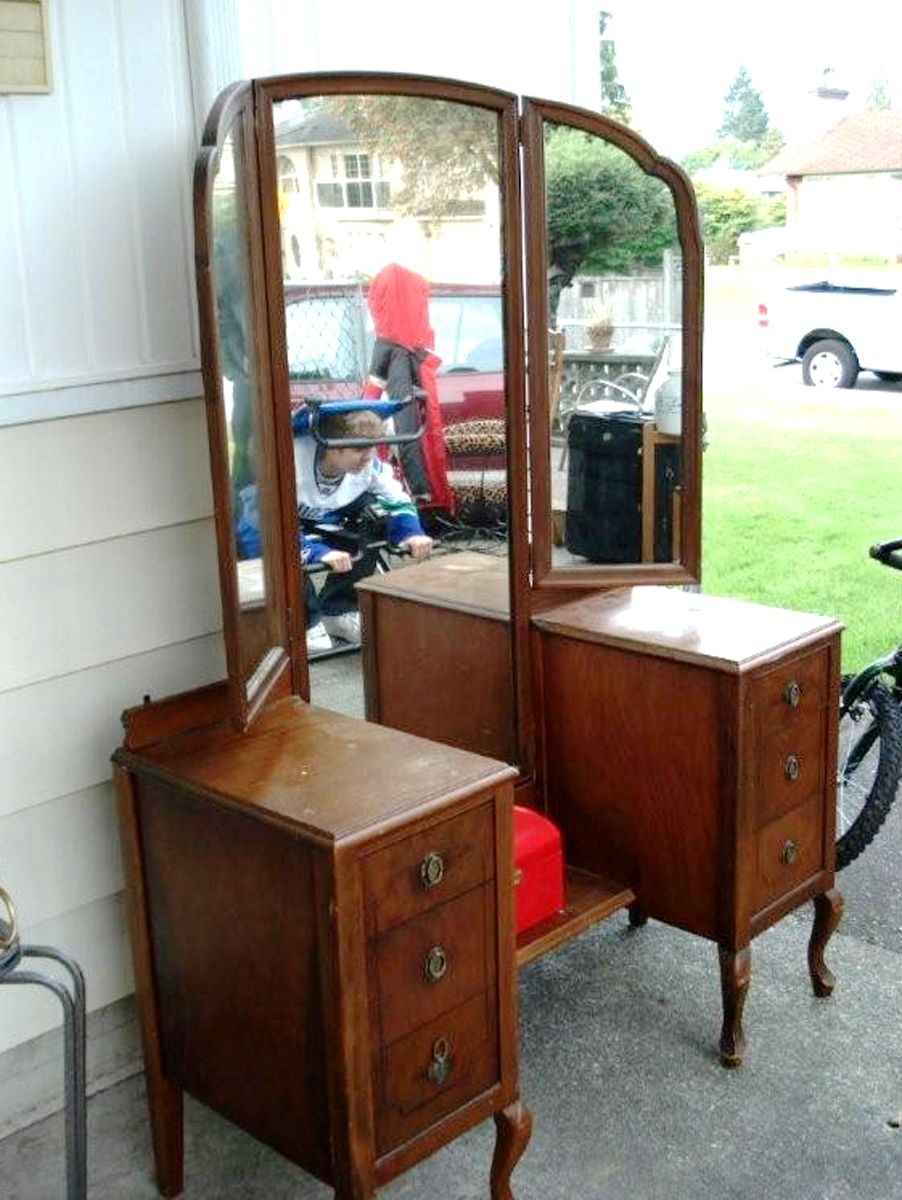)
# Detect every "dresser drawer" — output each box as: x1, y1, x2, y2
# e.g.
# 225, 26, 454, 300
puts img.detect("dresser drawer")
372, 885, 494, 1046
750, 647, 829, 730
374, 991, 499, 1155
753, 799, 824, 912
751, 647, 831, 825
363, 801, 494, 936
755, 719, 827, 826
